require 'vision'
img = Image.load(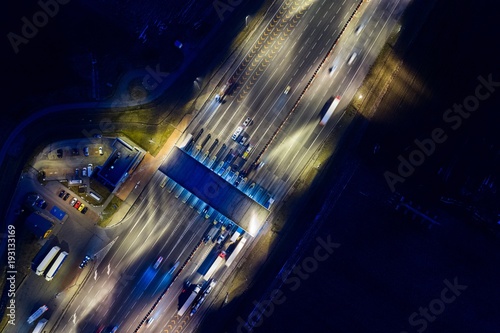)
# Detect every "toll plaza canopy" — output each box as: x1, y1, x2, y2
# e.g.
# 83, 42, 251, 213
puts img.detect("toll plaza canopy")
159, 147, 269, 236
